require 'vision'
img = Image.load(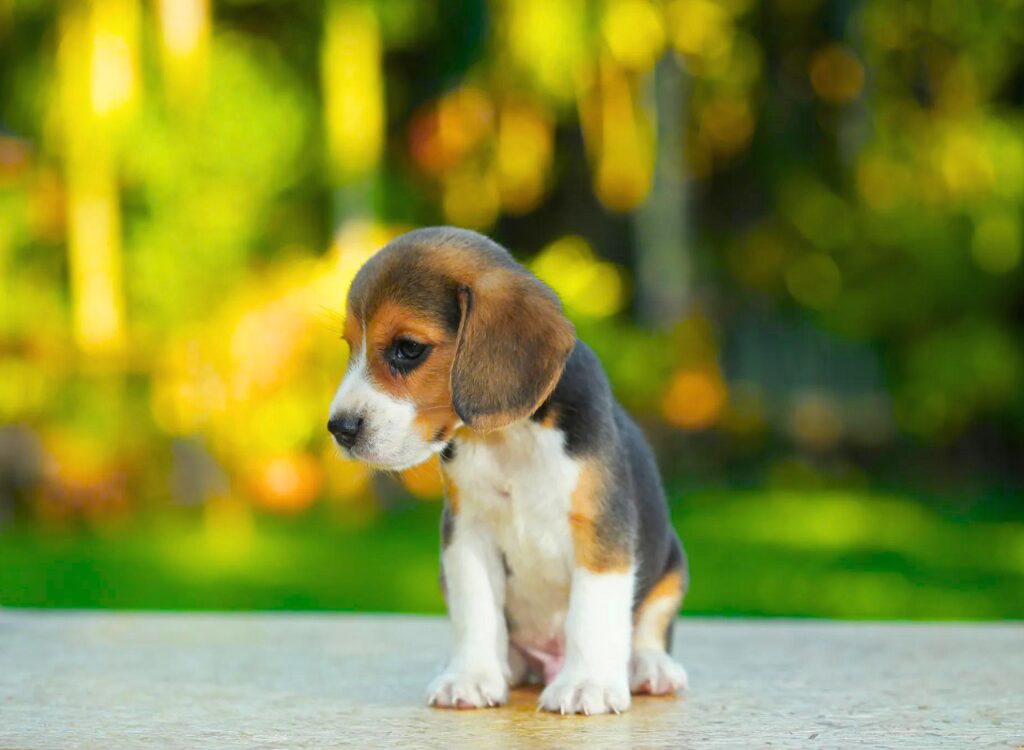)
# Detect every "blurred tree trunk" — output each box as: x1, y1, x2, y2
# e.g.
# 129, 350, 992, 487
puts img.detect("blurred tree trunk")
634, 55, 690, 329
